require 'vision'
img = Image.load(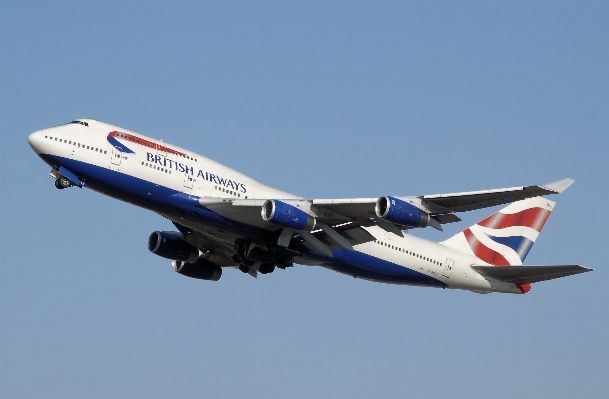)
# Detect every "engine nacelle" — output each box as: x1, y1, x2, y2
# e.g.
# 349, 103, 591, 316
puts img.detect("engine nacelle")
172, 258, 222, 281
375, 196, 431, 227
261, 200, 316, 231
148, 231, 199, 262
